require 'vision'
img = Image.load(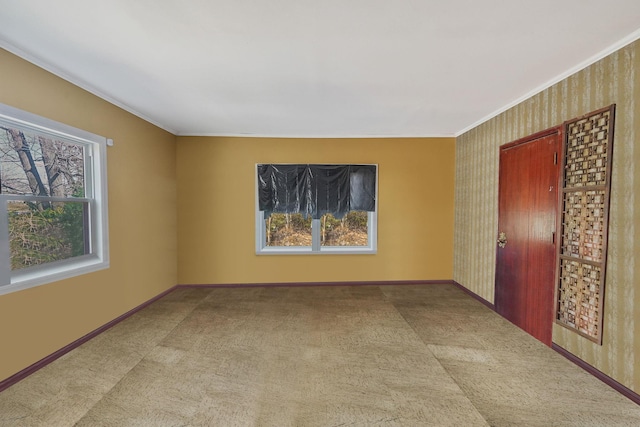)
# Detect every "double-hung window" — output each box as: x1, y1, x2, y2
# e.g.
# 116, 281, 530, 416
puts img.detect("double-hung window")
256, 164, 377, 254
0, 103, 109, 294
